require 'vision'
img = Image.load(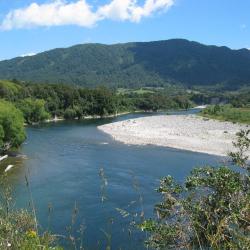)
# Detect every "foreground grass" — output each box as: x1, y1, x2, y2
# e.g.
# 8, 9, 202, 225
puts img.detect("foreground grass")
0, 178, 62, 250
200, 105, 250, 124
0, 209, 62, 250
